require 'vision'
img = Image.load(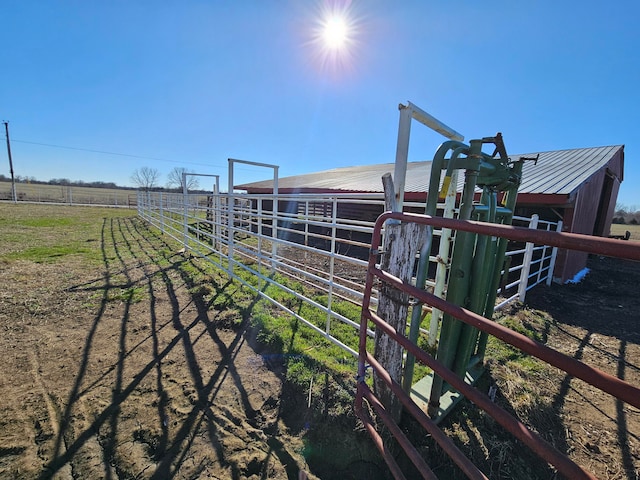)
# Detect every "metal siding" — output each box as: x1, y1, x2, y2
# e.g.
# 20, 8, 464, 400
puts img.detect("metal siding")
237, 146, 624, 199
517, 145, 619, 195
557, 173, 605, 282
603, 177, 621, 236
